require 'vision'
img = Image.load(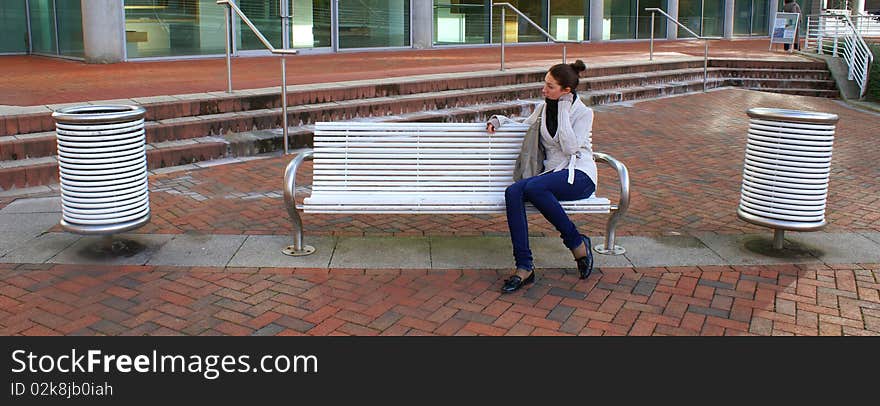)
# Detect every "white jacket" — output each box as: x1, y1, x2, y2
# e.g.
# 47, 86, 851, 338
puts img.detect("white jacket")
490, 97, 597, 187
